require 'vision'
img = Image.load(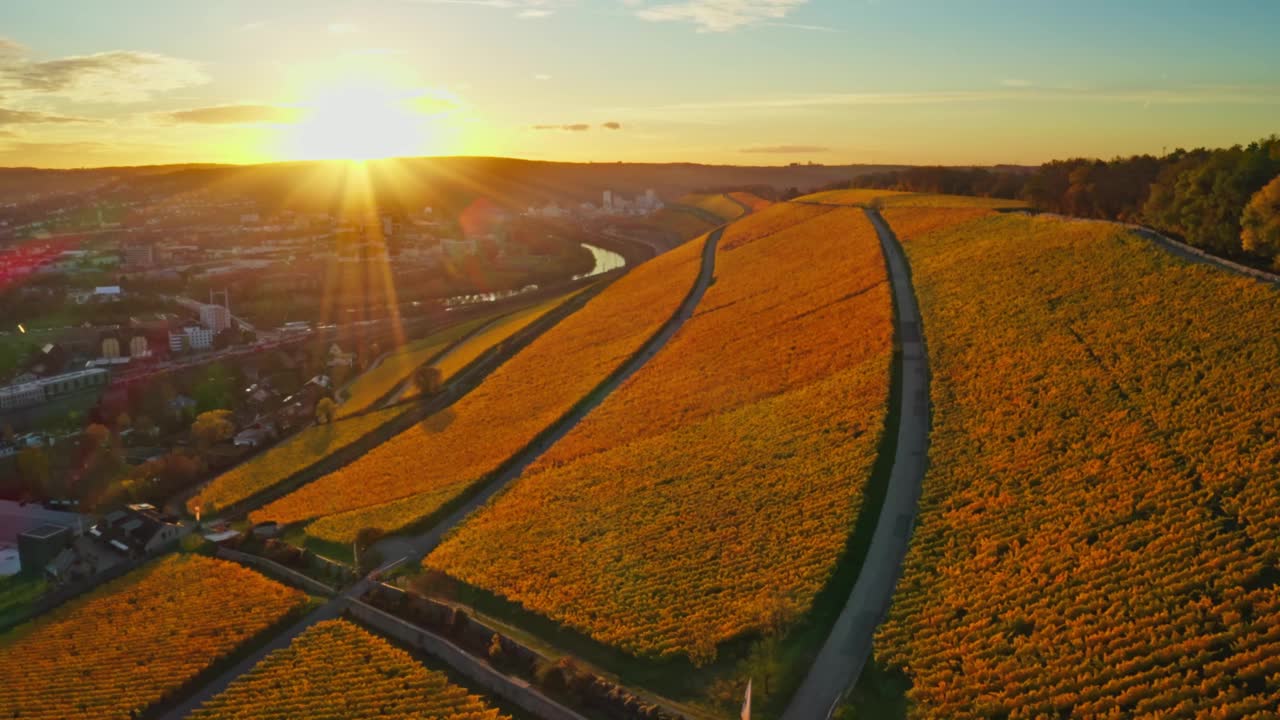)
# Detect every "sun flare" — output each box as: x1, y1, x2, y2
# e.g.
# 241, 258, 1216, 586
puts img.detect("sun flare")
284, 79, 456, 161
